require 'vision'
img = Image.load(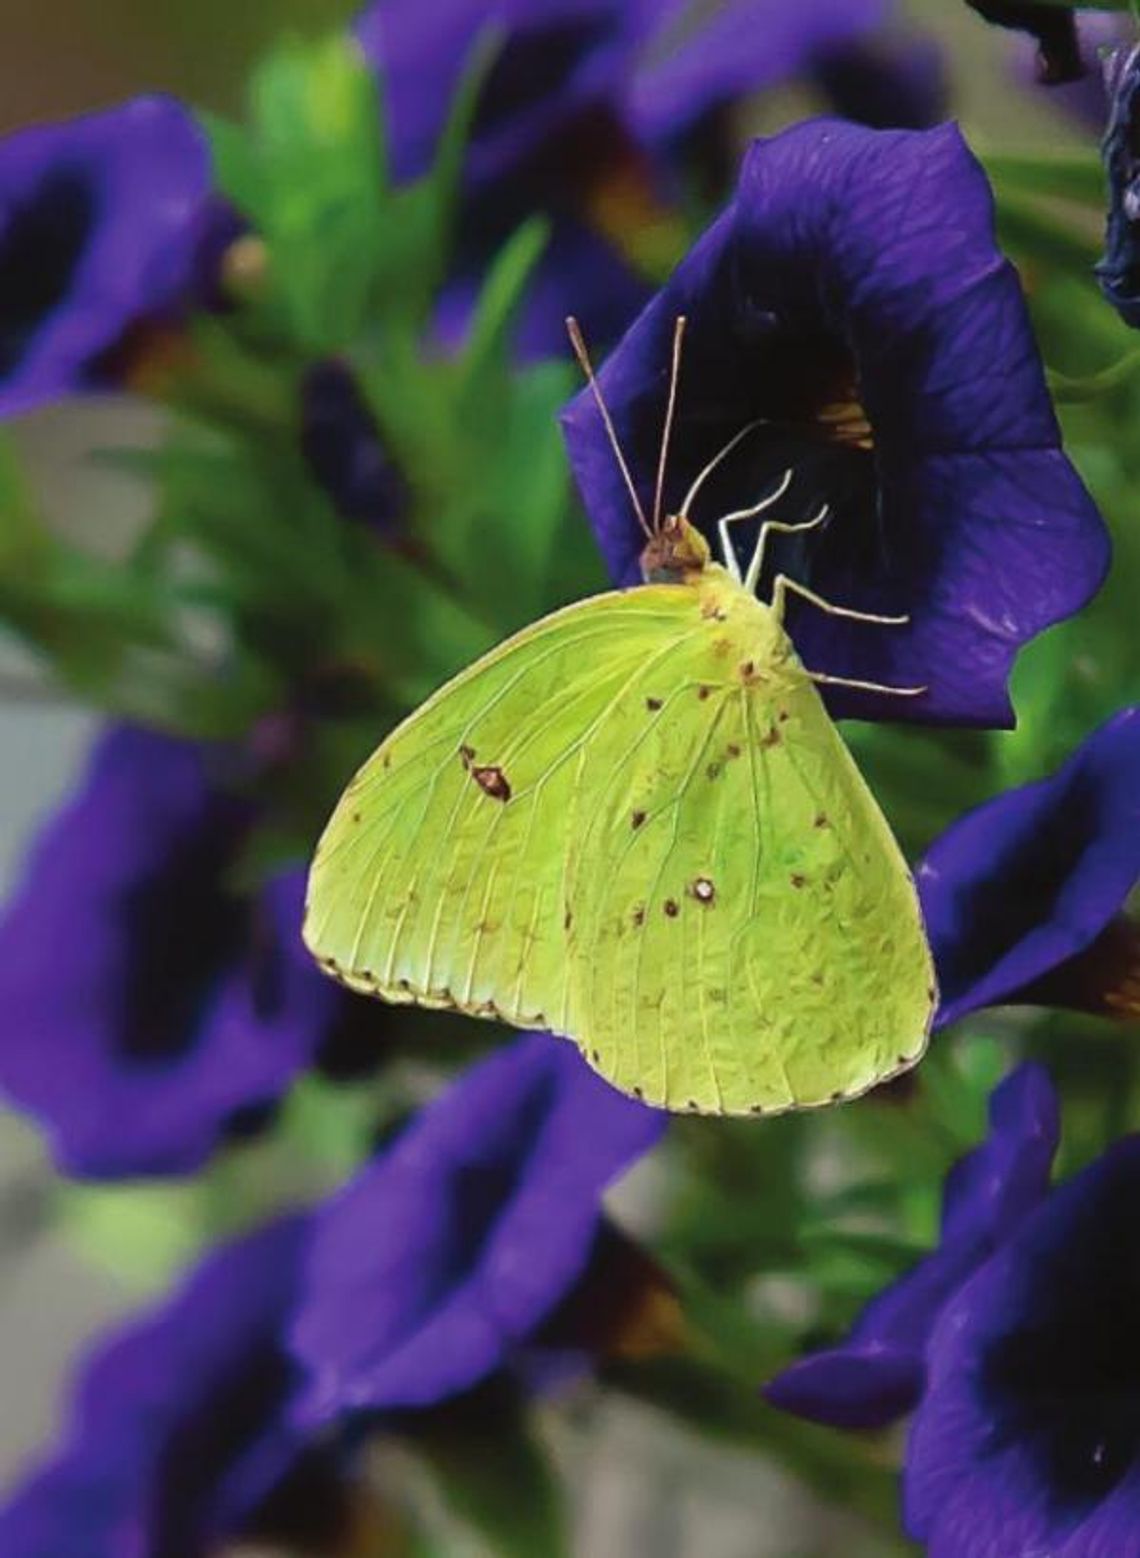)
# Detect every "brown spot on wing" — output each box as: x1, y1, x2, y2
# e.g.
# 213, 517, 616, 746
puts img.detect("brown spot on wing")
790, 873, 806, 889
646, 696, 663, 712
471, 765, 511, 802
631, 809, 647, 829
664, 899, 679, 918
